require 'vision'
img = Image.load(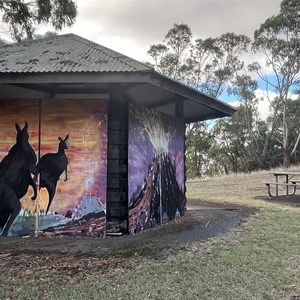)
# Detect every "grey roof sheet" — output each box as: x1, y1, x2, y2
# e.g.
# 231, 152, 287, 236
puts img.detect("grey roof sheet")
0, 34, 153, 73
